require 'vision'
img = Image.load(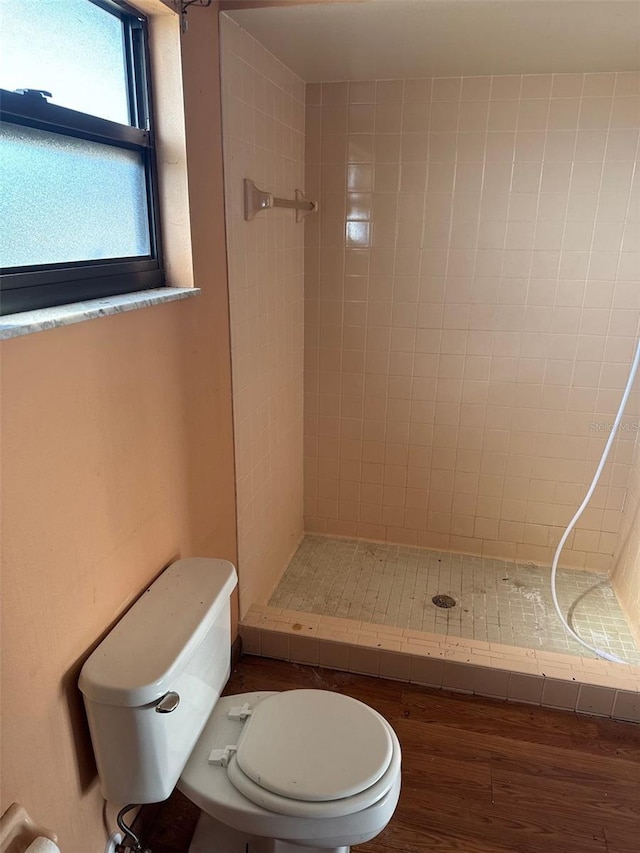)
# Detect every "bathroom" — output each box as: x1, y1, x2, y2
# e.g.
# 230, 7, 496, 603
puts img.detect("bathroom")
0, 0, 638, 850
